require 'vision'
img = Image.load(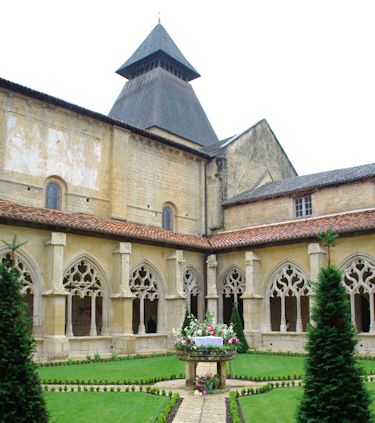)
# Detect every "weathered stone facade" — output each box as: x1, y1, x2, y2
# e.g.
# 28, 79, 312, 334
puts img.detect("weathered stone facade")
0, 24, 375, 360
